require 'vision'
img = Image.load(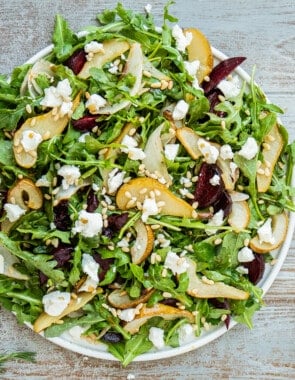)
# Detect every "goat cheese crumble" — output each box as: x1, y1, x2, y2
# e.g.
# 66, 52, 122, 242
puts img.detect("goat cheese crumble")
42, 290, 71, 316
148, 327, 165, 349
257, 218, 275, 244
72, 210, 103, 238
20, 130, 43, 152
172, 25, 192, 52
164, 251, 190, 275
238, 137, 259, 160
4, 203, 26, 222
